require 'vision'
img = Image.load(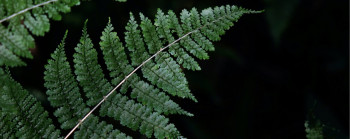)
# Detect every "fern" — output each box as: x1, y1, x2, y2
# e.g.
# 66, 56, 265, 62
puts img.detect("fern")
0, 0, 81, 67
41, 5, 262, 138
71, 21, 180, 138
